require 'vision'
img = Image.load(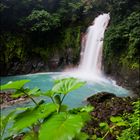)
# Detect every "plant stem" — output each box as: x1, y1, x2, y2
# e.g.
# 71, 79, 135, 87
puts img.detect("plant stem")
61, 94, 66, 104
58, 94, 66, 113
32, 125, 39, 139
102, 126, 116, 139
1, 126, 6, 140
50, 97, 55, 103
28, 127, 32, 131
102, 130, 110, 139
20, 89, 38, 106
